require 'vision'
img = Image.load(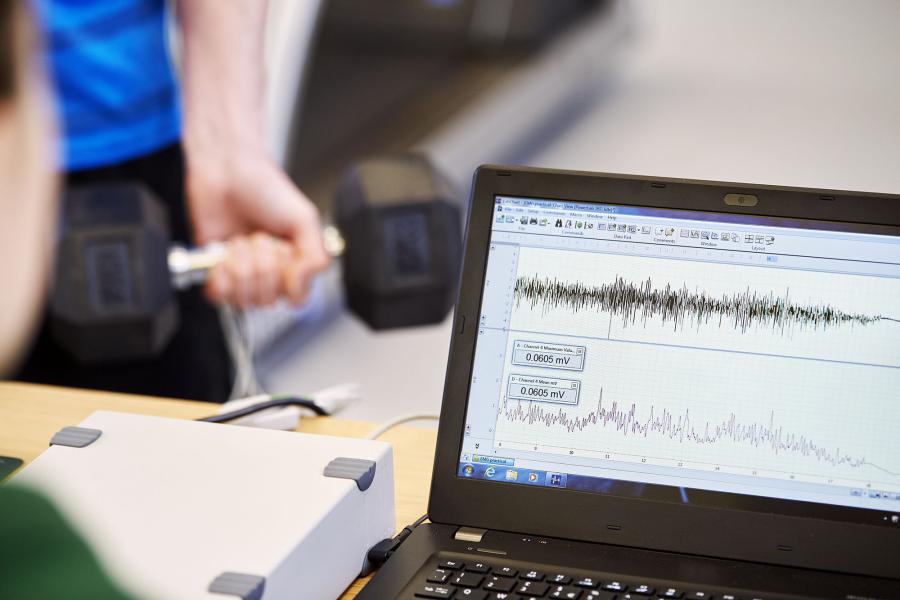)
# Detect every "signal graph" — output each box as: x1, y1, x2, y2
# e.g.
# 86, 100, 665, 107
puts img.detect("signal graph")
514, 274, 899, 335
498, 390, 898, 478
493, 246, 900, 487
508, 247, 900, 367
